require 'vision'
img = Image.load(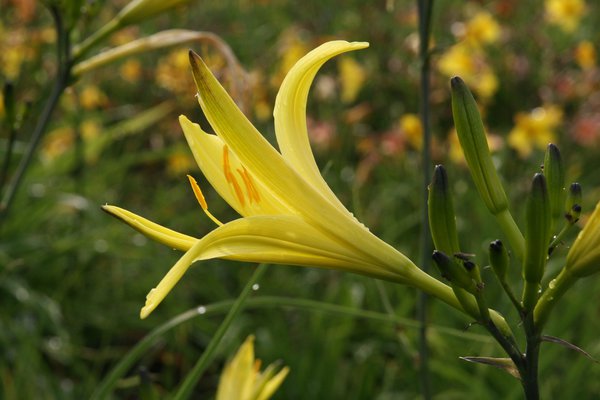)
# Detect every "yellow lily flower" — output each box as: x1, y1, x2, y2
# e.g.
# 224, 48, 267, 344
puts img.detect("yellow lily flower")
104, 41, 463, 319
216, 335, 289, 400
